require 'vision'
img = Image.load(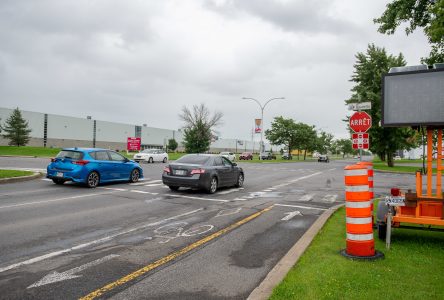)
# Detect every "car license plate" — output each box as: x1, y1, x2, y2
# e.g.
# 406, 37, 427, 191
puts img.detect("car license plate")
175, 170, 186, 176
56, 172, 64, 178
